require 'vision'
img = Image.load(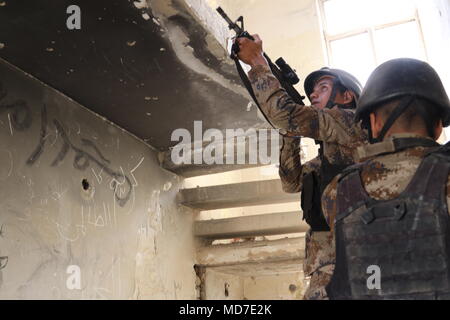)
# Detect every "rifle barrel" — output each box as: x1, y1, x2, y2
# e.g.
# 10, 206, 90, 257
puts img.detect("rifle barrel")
216, 7, 242, 34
